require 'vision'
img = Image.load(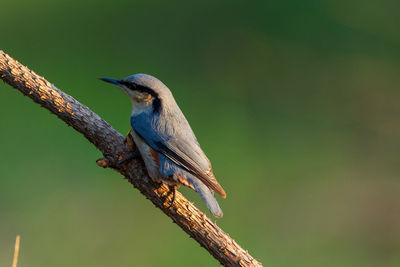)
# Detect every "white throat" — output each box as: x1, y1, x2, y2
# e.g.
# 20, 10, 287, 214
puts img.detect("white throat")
131, 100, 152, 117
